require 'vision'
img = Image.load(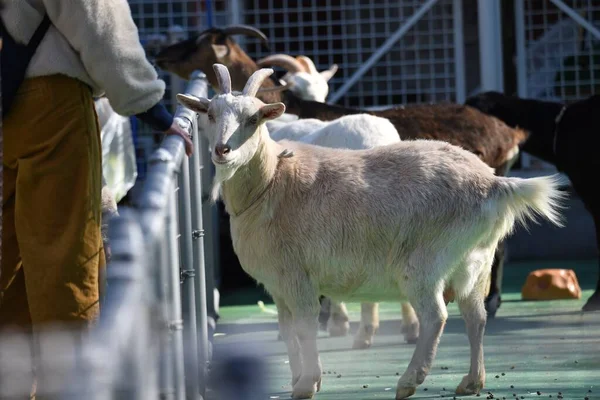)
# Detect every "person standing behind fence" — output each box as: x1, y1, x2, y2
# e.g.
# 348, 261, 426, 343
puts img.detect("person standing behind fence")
0, 0, 193, 397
